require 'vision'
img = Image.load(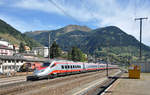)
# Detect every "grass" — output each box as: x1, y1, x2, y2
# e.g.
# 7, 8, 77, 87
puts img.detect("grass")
0, 33, 20, 45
